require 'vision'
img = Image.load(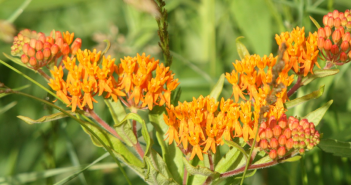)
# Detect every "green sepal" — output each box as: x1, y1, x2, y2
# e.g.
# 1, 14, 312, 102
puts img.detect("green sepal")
149, 106, 184, 184
301, 69, 339, 86
285, 85, 324, 109
209, 74, 225, 101
318, 139, 351, 158
302, 100, 333, 126
105, 99, 137, 146
236, 36, 250, 60
182, 157, 219, 177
